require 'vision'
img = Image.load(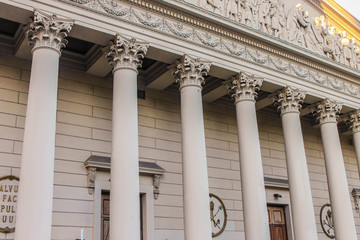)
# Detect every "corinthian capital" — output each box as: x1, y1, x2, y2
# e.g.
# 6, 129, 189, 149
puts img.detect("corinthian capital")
350, 109, 360, 133
227, 72, 263, 103
27, 10, 73, 54
107, 34, 149, 72
316, 98, 342, 124
173, 54, 211, 89
276, 87, 306, 115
